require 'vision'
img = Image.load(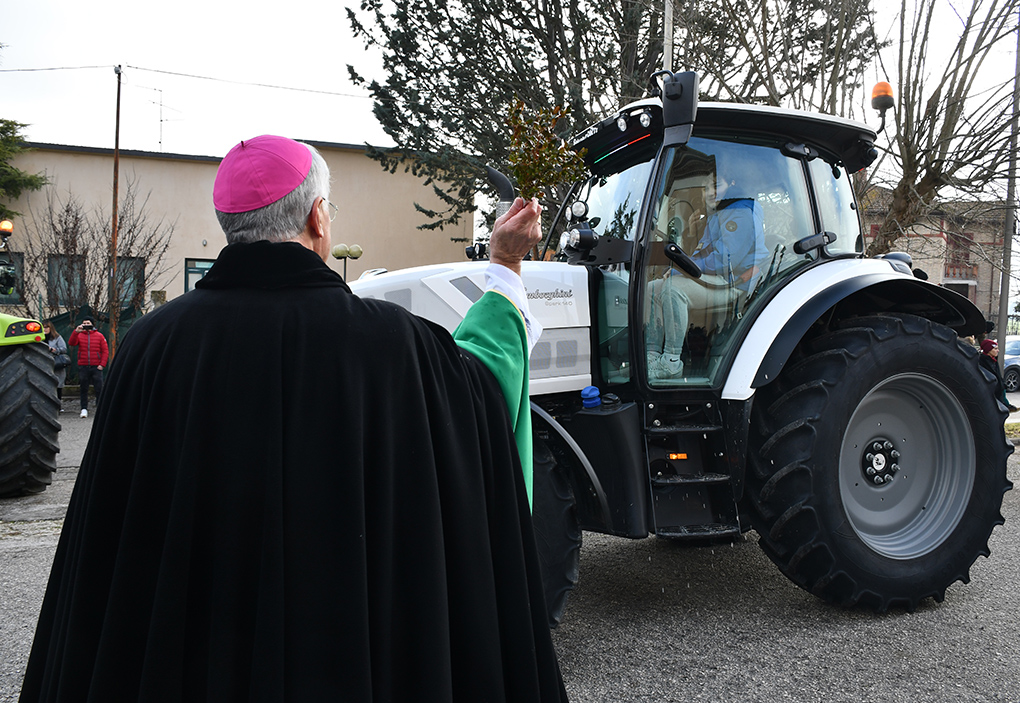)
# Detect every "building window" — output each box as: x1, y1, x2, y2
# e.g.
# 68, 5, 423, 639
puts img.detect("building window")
116, 256, 145, 309
47, 254, 86, 308
0, 251, 24, 305
943, 281, 974, 303
185, 258, 215, 292
947, 231, 974, 265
